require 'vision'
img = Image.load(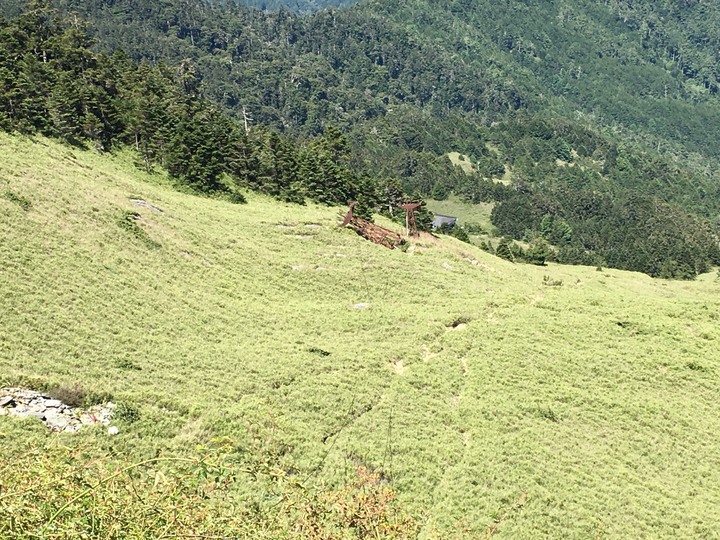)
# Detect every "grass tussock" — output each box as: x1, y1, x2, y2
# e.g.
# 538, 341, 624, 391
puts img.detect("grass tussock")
45, 383, 113, 408
116, 209, 161, 249
2, 190, 32, 211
